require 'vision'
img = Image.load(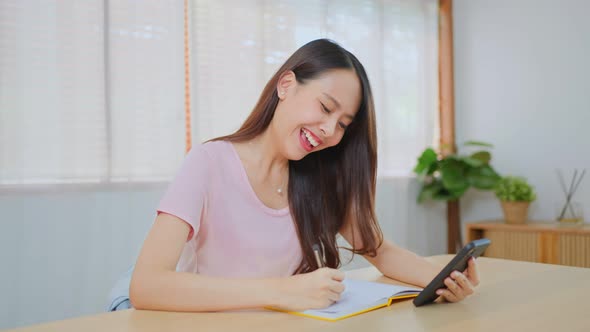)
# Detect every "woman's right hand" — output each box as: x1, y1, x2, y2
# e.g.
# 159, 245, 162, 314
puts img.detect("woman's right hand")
274, 267, 346, 311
